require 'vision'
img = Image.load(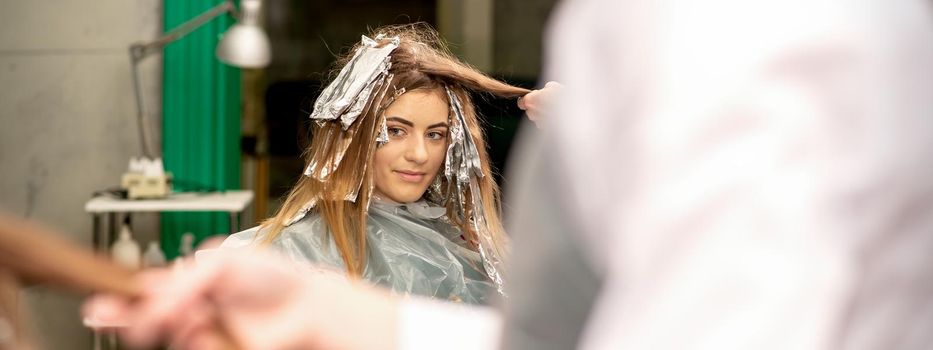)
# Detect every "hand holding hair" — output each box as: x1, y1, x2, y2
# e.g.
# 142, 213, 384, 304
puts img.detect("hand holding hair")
518, 81, 563, 127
